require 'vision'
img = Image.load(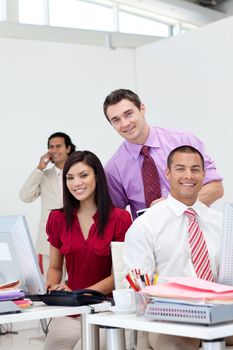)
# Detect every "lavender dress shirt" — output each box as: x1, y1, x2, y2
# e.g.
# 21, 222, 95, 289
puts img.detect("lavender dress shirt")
105, 126, 222, 220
